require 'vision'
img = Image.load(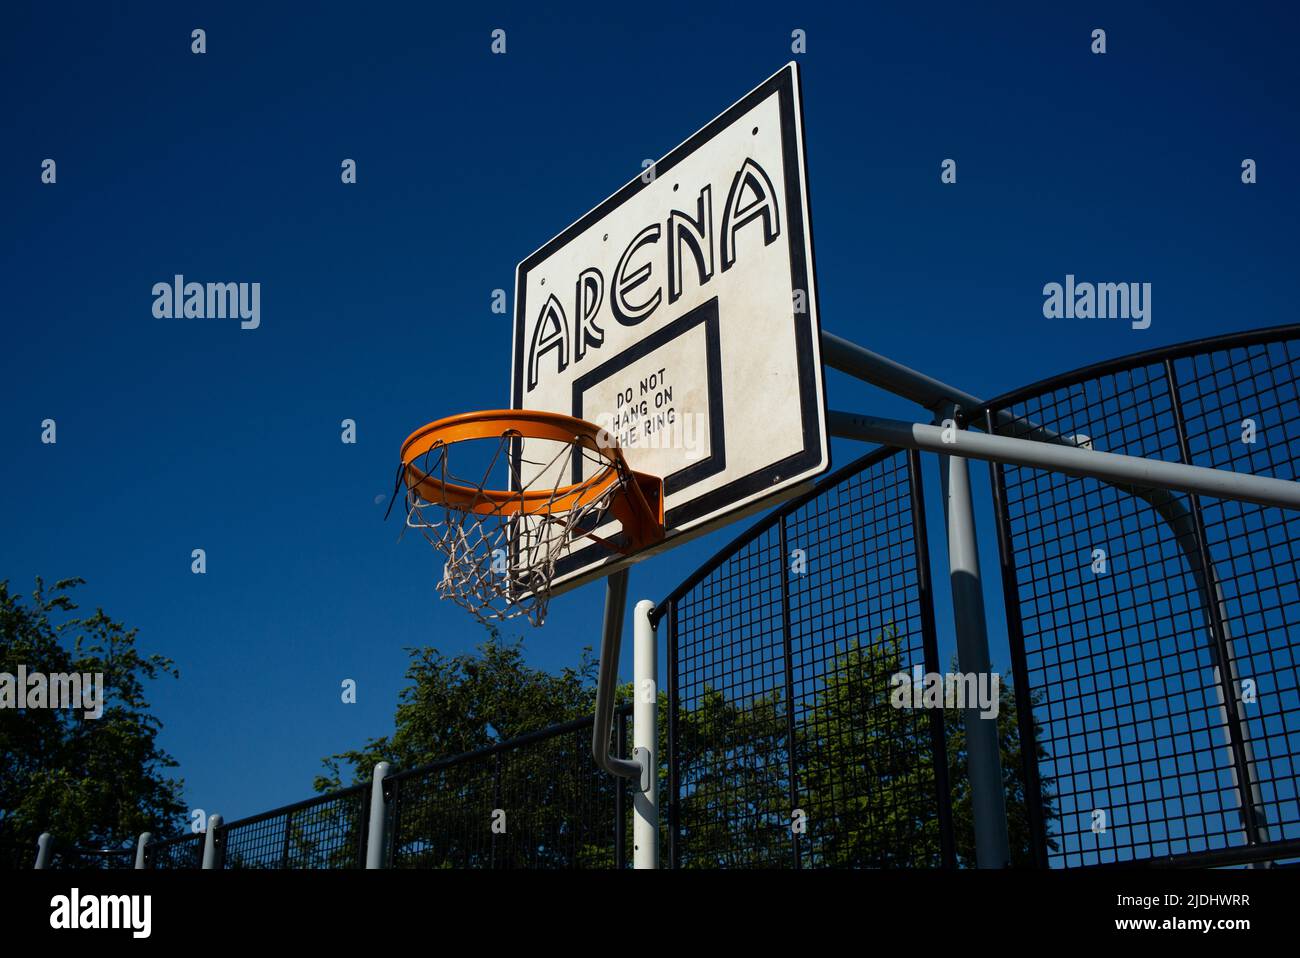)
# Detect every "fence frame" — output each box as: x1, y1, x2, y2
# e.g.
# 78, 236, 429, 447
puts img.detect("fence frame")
18, 323, 1298, 872
655, 444, 957, 868
983, 322, 1300, 868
